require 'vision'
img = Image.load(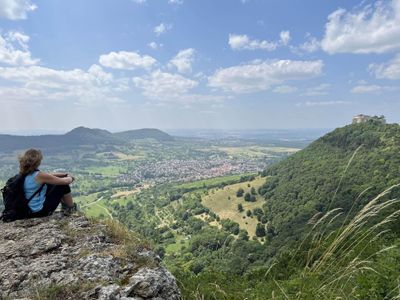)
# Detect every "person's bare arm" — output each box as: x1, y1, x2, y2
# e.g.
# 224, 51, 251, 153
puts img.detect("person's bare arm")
51, 172, 68, 178
36, 172, 73, 185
